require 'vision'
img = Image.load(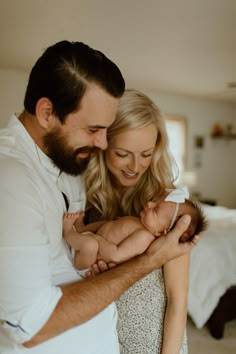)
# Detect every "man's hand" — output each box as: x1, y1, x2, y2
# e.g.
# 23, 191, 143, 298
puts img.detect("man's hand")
85, 260, 117, 277
145, 214, 201, 265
